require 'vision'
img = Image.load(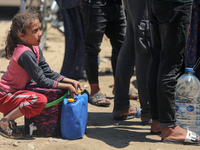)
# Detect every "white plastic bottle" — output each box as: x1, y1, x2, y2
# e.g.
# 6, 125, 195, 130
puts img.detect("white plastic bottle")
175, 67, 200, 135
